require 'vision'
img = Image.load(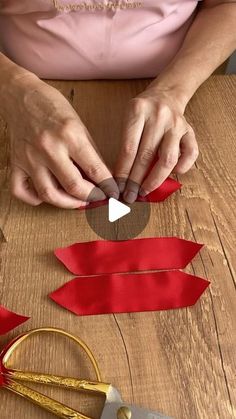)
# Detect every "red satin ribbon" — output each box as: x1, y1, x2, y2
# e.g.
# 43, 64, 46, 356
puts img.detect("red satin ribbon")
55, 237, 203, 276
0, 305, 29, 335
49, 271, 210, 316
80, 177, 181, 210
